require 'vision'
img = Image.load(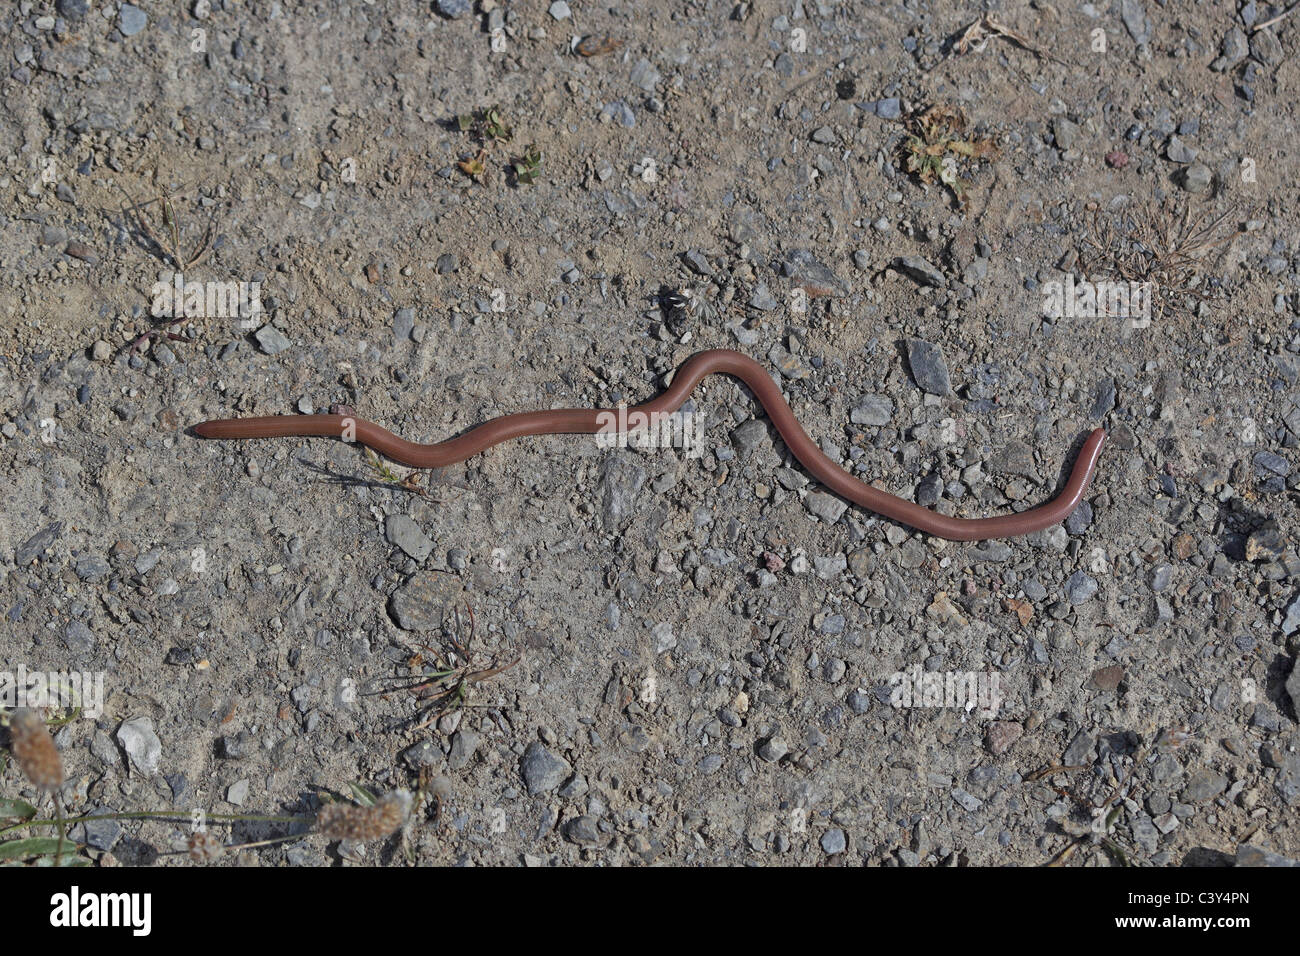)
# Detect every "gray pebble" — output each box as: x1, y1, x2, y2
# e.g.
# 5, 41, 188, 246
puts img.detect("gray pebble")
1183, 769, 1228, 803
116, 716, 162, 775
1120, 0, 1151, 44
63, 621, 96, 655
435, 0, 471, 18
1065, 570, 1098, 604
448, 730, 481, 771
521, 741, 571, 795
385, 515, 433, 562
804, 490, 848, 524
821, 828, 847, 854
851, 395, 893, 426
893, 255, 946, 288
254, 324, 292, 355
118, 4, 148, 36
1165, 135, 1197, 164
1065, 500, 1093, 534
1179, 163, 1212, 193
74, 553, 110, 582
393, 307, 415, 341
731, 419, 770, 459
905, 338, 952, 395
758, 737, 788, 762
16, 522, 63, 565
